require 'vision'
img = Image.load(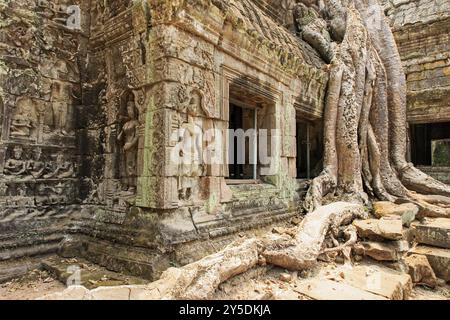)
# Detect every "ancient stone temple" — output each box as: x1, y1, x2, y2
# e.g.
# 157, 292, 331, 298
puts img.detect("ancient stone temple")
0, 0, 448, 287
0, 0, 328, 279
383, 0, 450, 183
